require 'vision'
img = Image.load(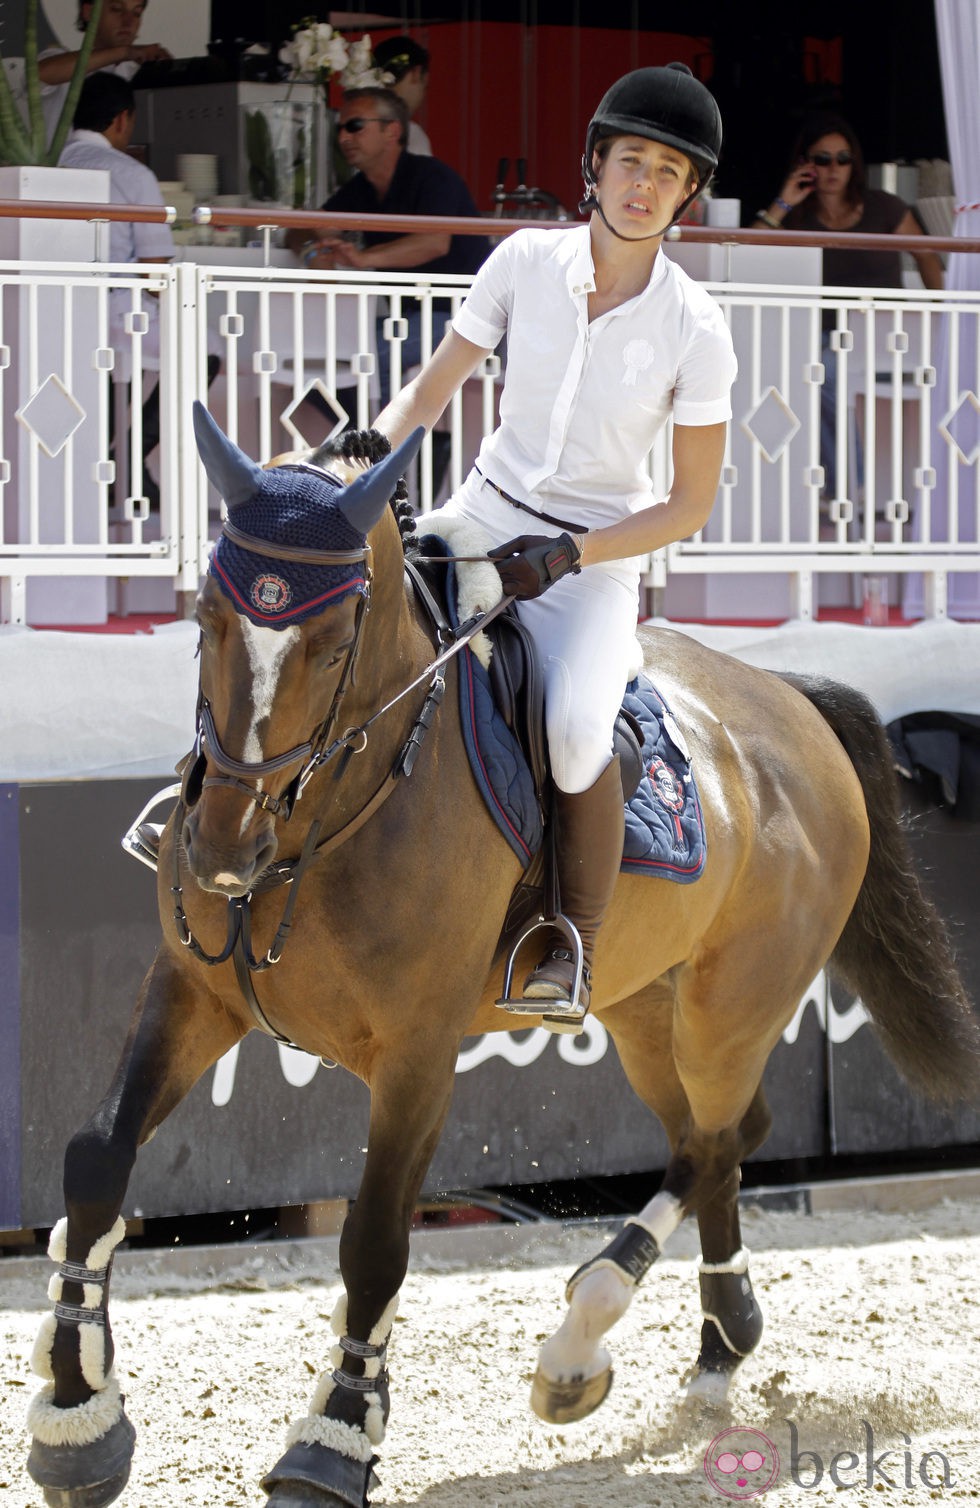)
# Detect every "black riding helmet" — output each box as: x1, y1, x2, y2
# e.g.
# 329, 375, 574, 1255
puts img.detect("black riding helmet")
582, 62, 722, 224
